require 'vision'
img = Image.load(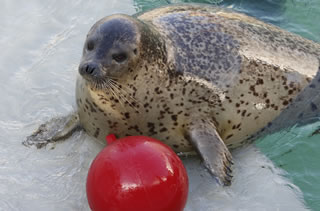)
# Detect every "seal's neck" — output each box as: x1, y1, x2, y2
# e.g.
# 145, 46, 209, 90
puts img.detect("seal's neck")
139, 22, 168, 66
